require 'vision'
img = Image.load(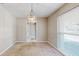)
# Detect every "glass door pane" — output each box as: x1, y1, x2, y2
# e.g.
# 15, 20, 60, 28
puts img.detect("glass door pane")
57, 7, 79, 56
